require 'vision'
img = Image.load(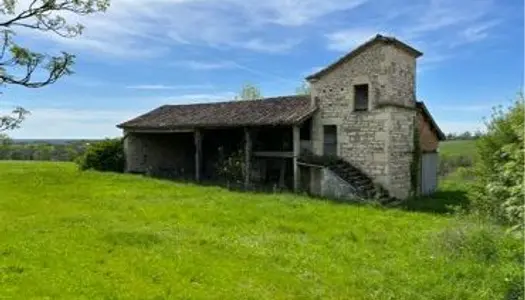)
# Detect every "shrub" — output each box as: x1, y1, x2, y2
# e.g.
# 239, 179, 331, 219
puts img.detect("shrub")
438, 154, 474, 177
472, 96, 524, 232
77, 138, 125, 173
215, 147, 245, 184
